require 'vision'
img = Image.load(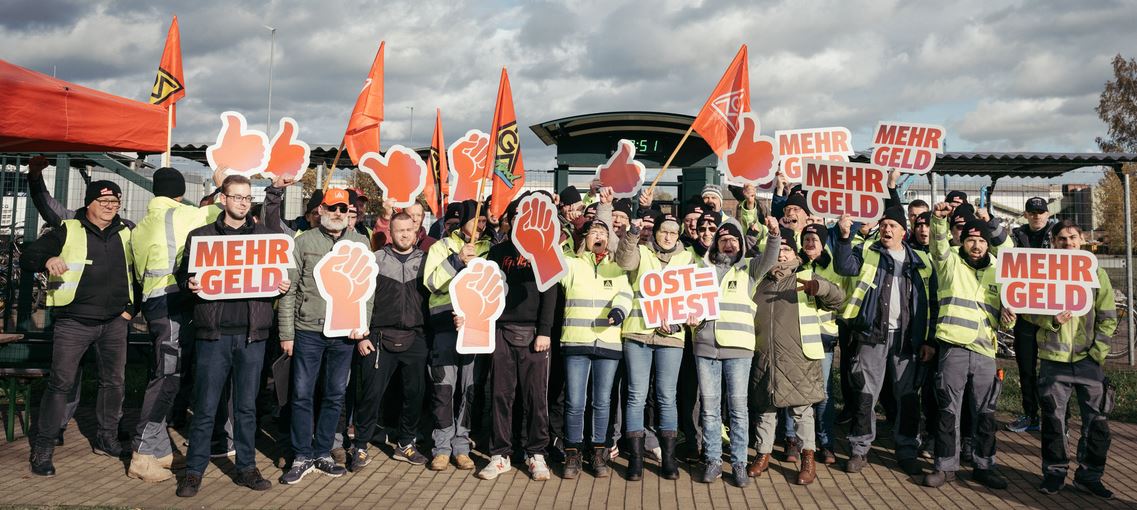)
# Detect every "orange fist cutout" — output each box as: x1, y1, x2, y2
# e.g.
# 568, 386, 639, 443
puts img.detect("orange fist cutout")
313, 241, 378, 338
450, 258, 507, 355
358, 145, 428, 208
448, 129, 491, 201
596, 139, 646, 199
723, 112, 778, 186
206, 111, 270, 177
263, 117, 311, 181
511, 193, 568, 291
